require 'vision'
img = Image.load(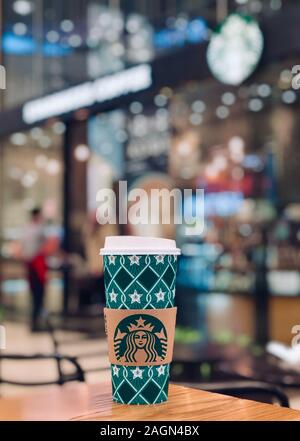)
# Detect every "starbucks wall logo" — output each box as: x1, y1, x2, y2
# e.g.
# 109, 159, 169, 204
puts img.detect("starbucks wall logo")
114, 314, 167, 363
207, 14, 263, 86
